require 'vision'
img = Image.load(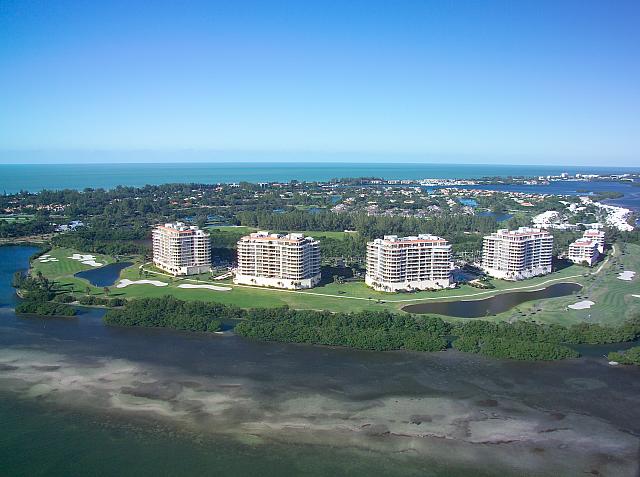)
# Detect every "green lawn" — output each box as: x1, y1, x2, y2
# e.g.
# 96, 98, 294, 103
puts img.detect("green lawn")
31, 247, 125, 296
0, 214, 35, 223
34, 243, 640, 326
513, 242, 640, 326
31, 247, 115, 279
86, 258, 596, 317
207, 226, 357, 240
286, 230, 359, 239
207, 225, 256, 233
